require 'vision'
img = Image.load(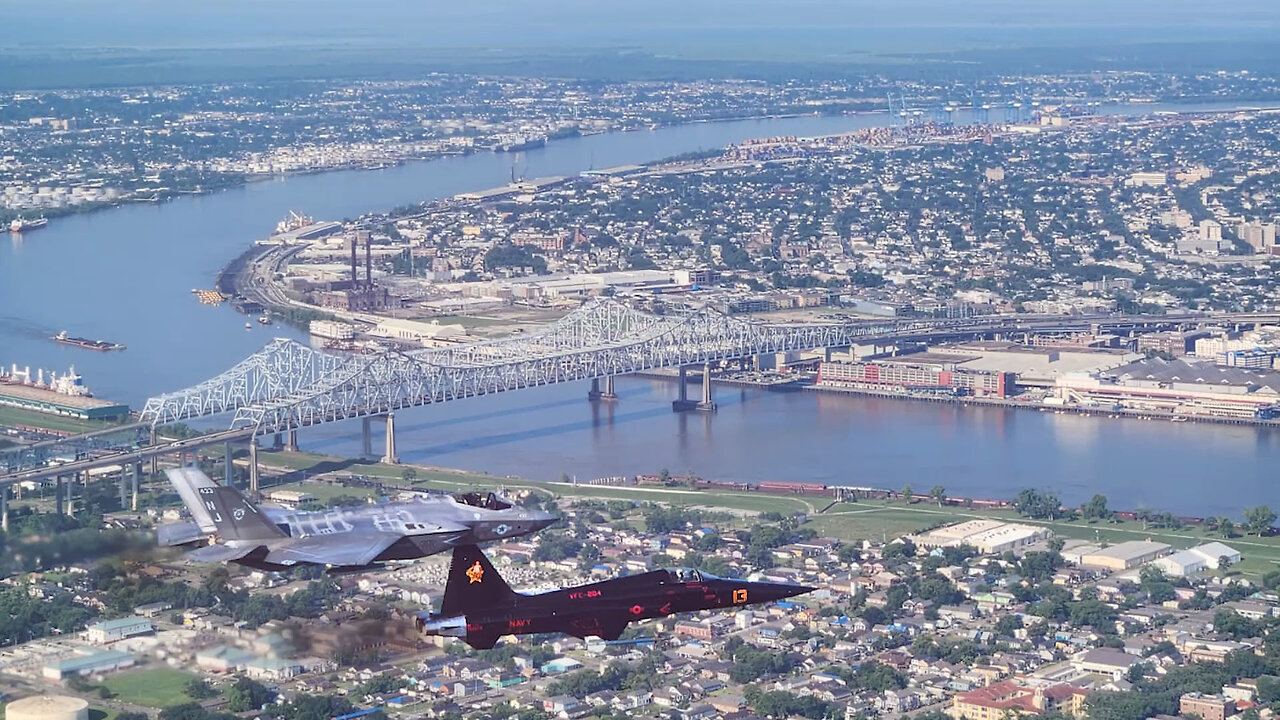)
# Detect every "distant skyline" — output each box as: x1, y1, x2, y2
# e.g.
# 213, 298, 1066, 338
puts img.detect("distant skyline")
4, 0, 1277, 53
